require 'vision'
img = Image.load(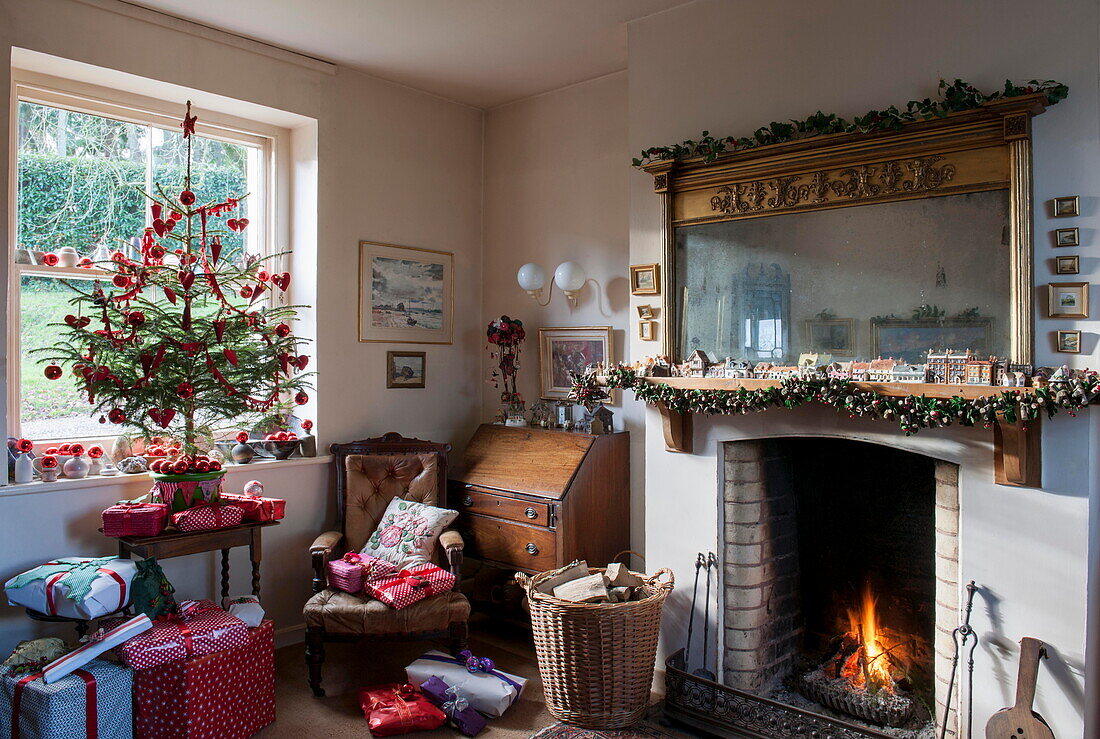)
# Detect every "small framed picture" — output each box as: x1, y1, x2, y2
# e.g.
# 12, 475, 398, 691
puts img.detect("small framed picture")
1047, 282, 1089, 319
639, 320, 657, 341
386, 351, 426, 388
1055, 255, 1080, 275
637, 304, 655, 319
1053, 196, 1079, 217
1055, 227, 1080, 247
1056, 329, 1082, 354
630, 264, 661, 295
